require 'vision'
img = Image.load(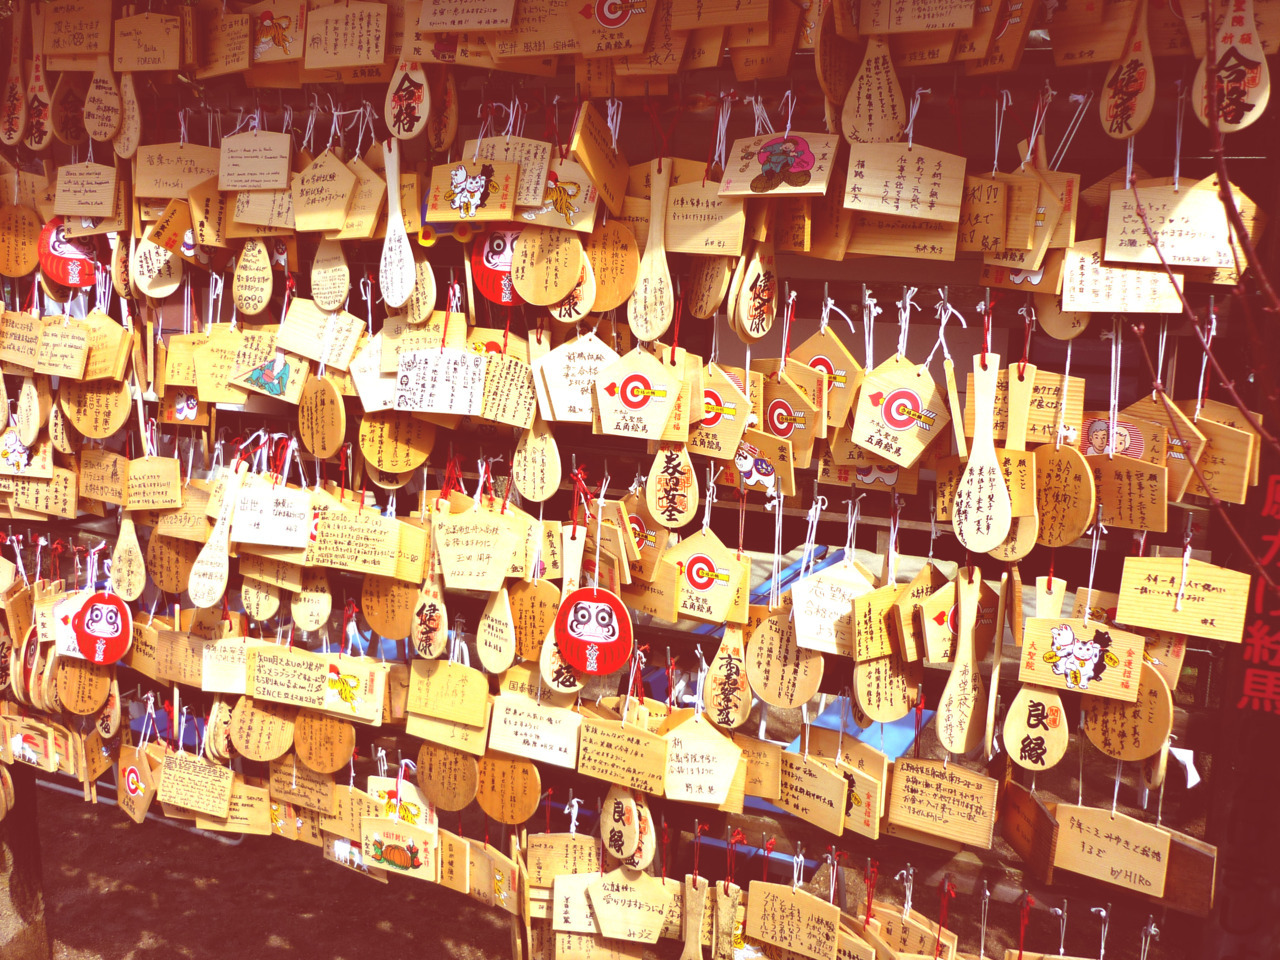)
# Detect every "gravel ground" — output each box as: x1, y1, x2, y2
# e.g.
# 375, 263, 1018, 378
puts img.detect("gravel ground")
36, 784, 510, 960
